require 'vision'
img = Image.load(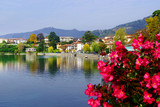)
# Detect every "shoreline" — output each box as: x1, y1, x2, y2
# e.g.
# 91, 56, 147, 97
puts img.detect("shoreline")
1, 52, 108, 60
